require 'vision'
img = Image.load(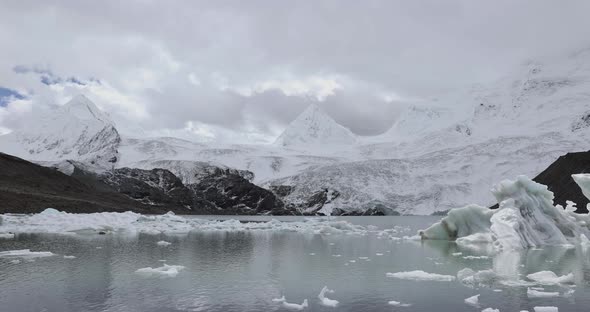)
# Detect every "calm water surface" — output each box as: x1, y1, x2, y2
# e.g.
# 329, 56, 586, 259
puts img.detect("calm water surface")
0, 216, 588, 312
